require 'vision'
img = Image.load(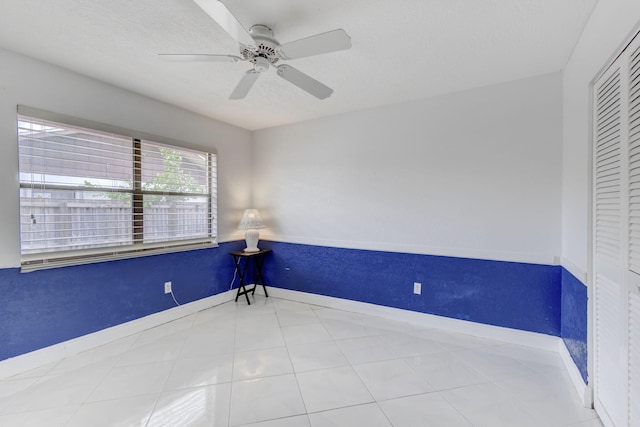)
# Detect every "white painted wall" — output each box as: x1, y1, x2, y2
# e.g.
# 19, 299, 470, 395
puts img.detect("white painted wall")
252, 73, 563, 265
562, 2, 640, 281
0, 48, 252, 268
